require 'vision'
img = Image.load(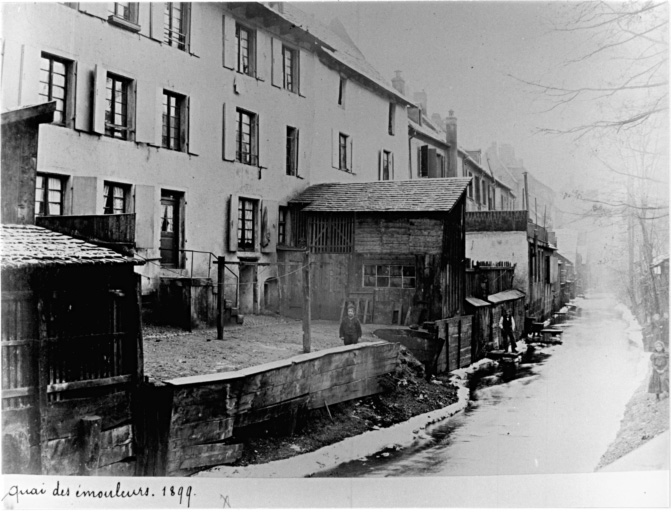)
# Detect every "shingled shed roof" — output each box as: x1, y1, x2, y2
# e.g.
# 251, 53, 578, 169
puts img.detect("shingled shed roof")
292, 178, 471, 212
1, 224, 132, 270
